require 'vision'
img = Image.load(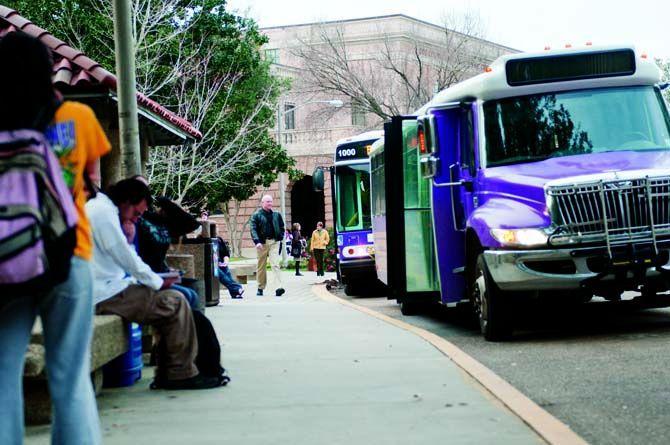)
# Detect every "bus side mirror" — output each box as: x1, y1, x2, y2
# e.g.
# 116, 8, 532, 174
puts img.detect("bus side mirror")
312, 168, 325, 192
418, 115, 439, 178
